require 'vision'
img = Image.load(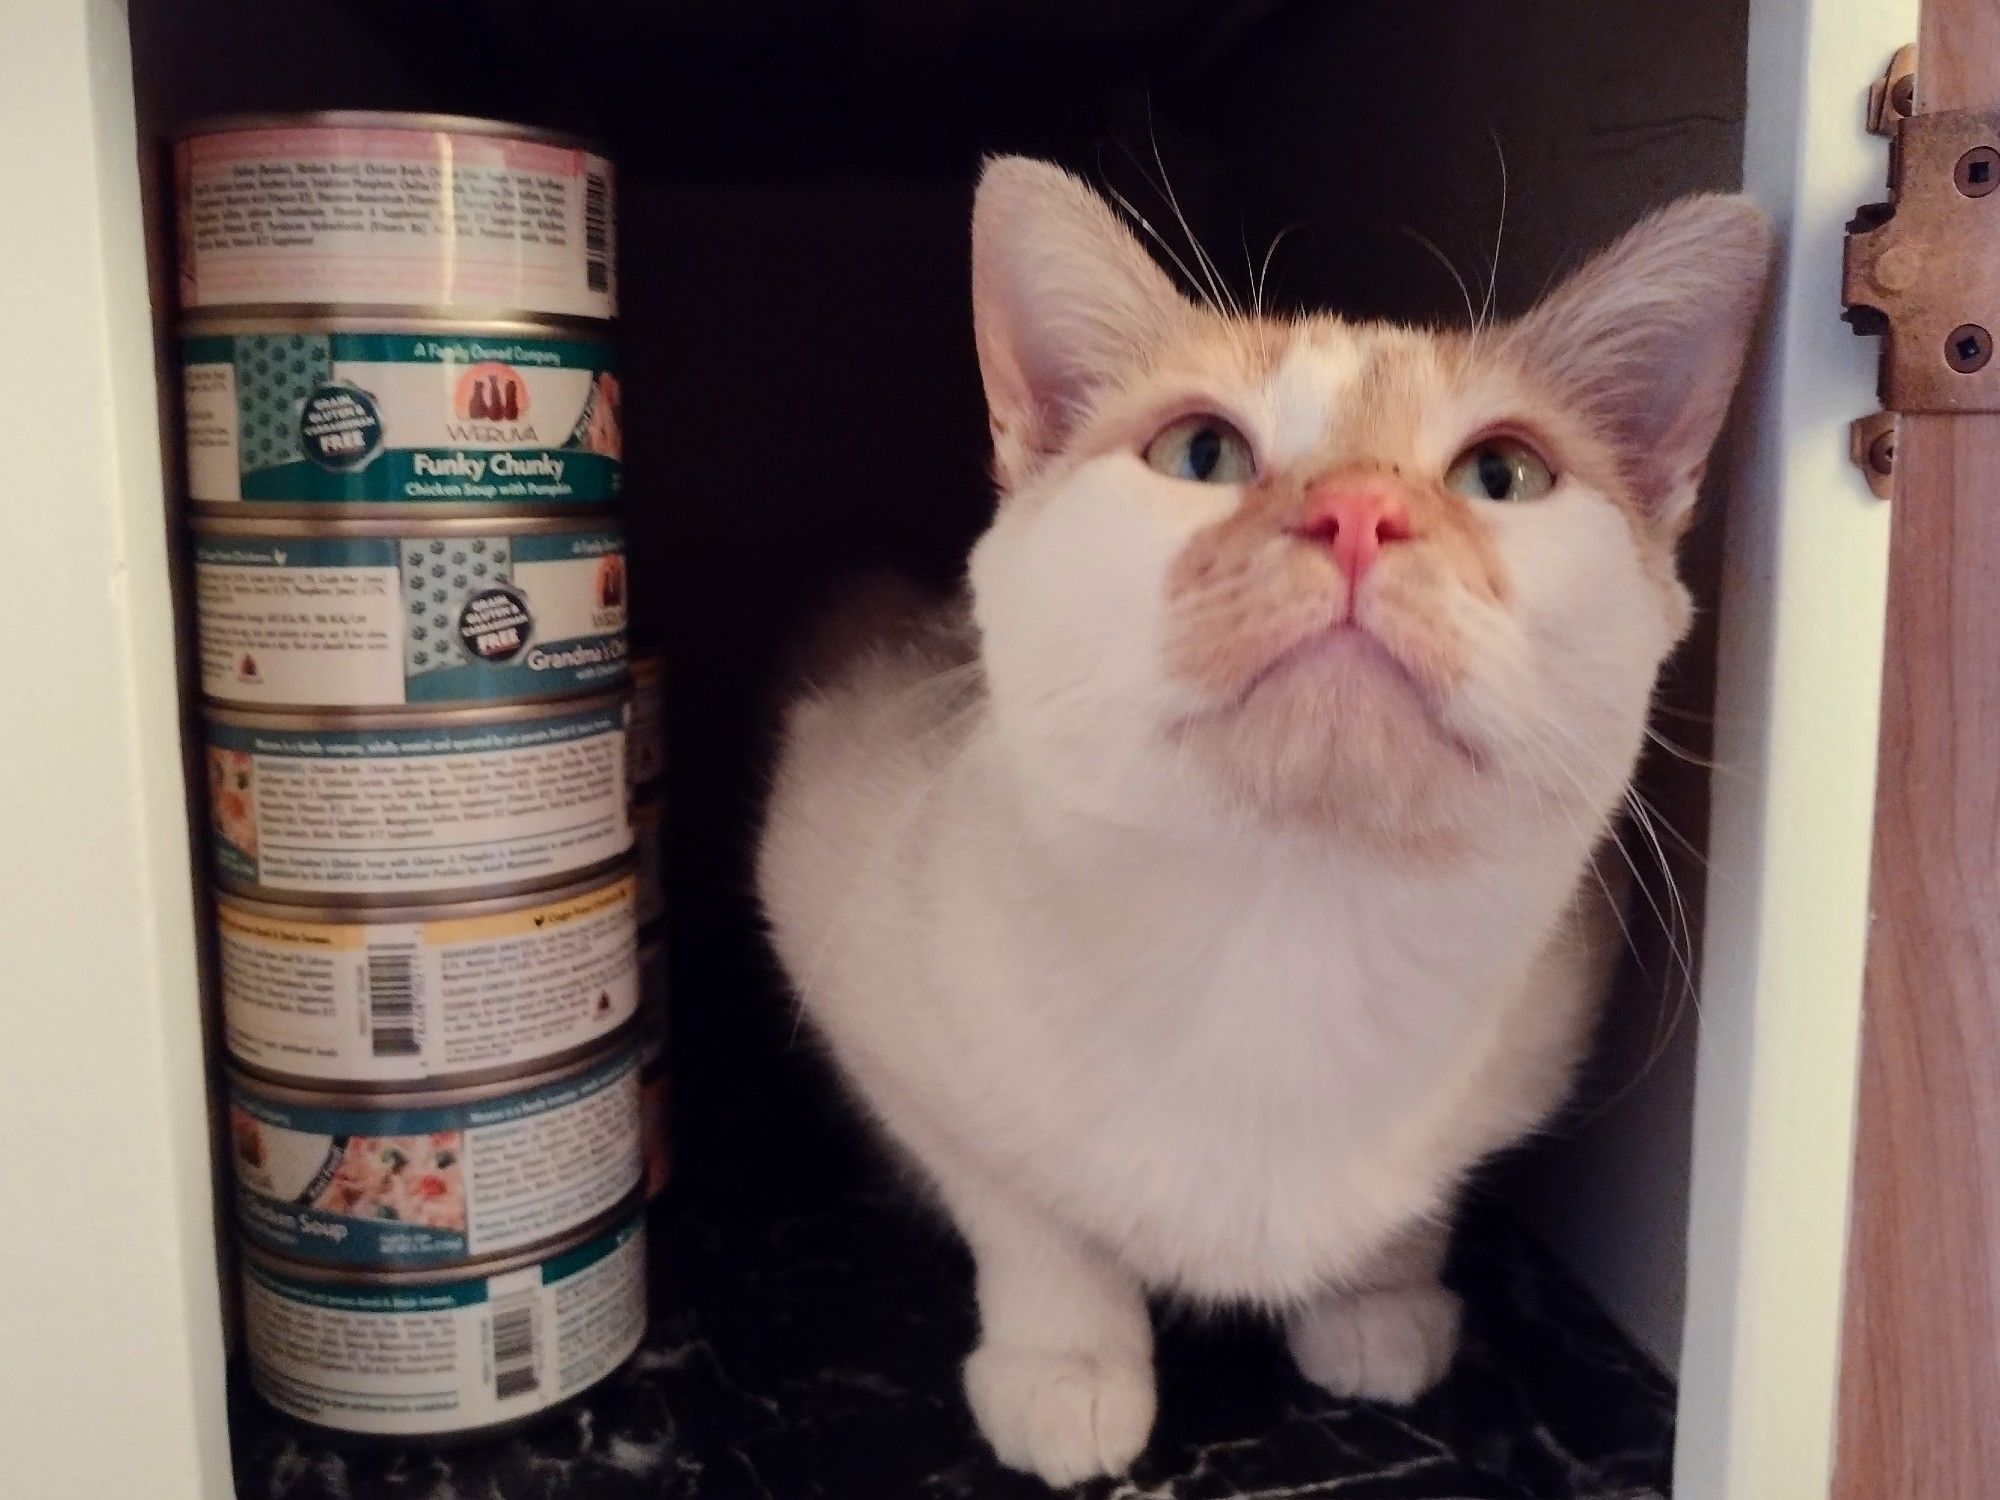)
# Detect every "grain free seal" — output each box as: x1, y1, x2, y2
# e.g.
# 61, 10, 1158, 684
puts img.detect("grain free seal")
242, 1209, 646, 1439
183, 319, 620, 509
220, 870, 640, 1088
206, 696, 630, 903
195, 516, 627, 710
229, 1044, 641, 1269
177, 112, 616, 319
